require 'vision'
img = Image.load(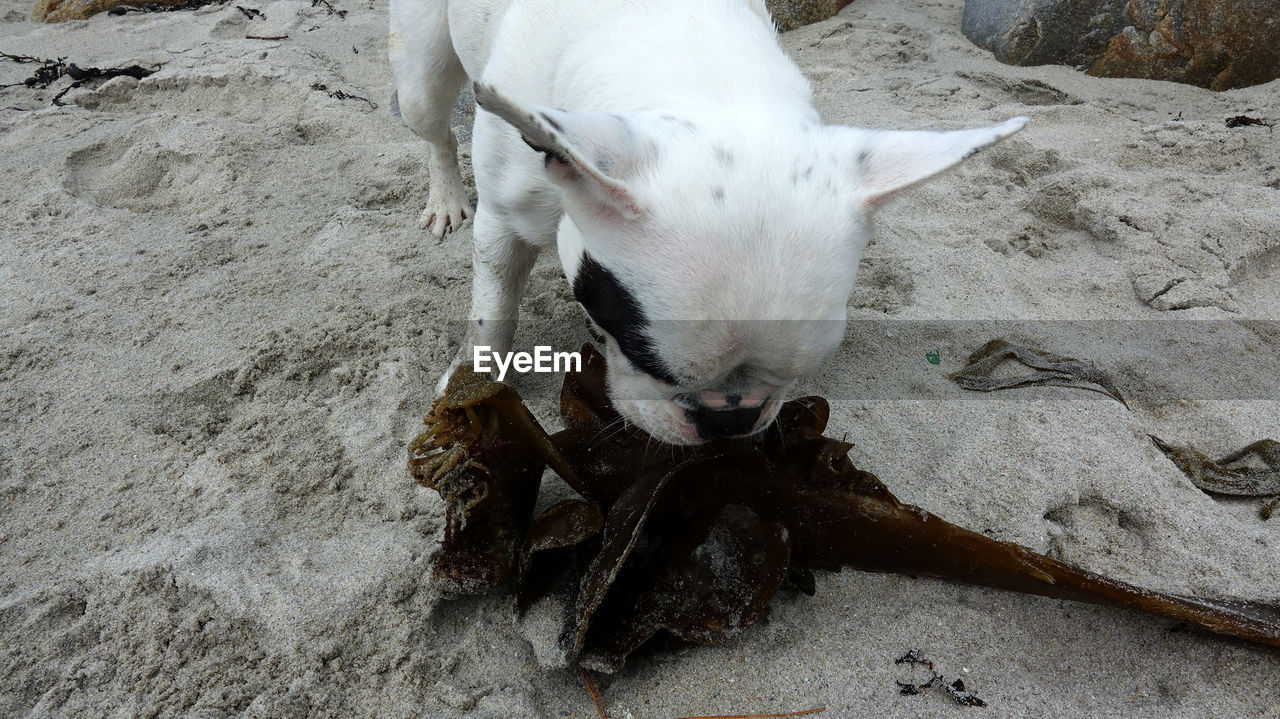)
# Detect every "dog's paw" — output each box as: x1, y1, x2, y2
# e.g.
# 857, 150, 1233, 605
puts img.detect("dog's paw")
434, 346, 470, 395
433, 365, 454, 396
418, 192, 473, 237
419, 149, 473, 237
